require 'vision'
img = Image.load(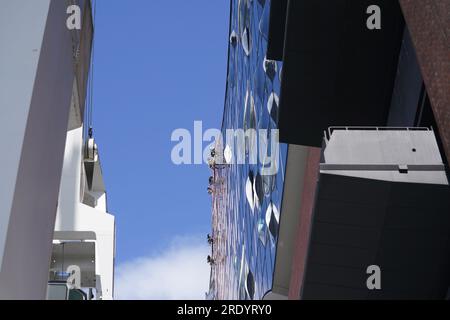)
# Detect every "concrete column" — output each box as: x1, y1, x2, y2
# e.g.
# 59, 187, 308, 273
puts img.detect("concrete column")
0, 0, 75, 299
